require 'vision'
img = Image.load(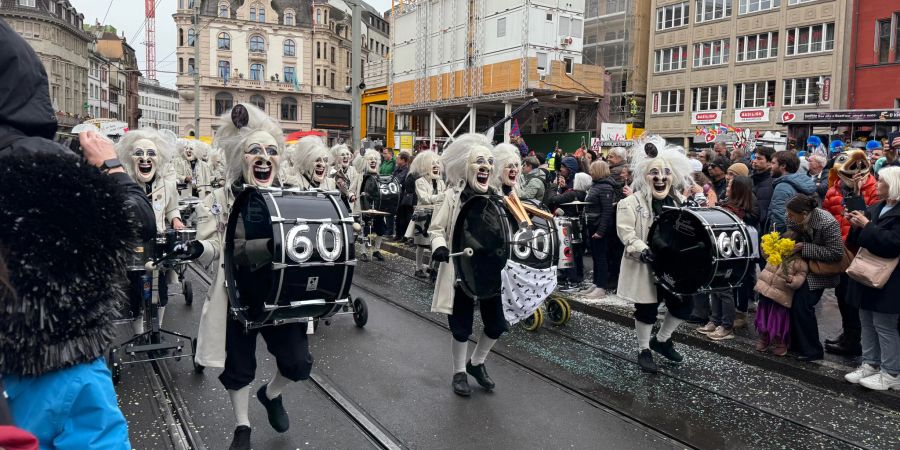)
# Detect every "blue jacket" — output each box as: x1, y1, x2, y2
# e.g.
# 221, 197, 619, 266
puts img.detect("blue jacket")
4, 358, 130, 450
768, 172, 816, 233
